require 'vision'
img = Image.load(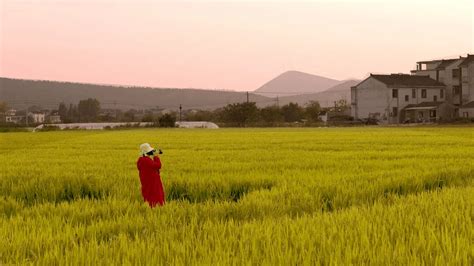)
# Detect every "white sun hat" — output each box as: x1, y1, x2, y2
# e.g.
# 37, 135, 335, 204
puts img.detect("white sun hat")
139, 143, 156, 155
